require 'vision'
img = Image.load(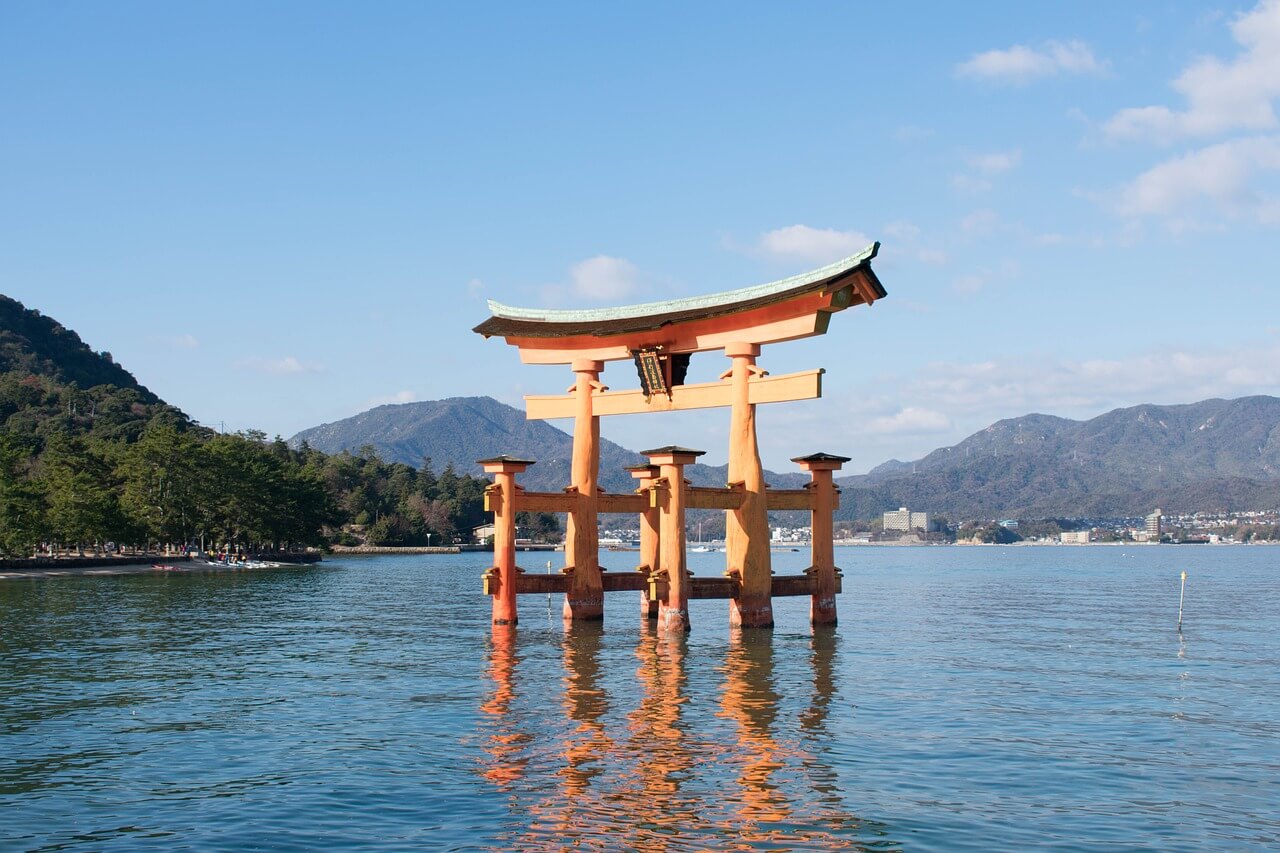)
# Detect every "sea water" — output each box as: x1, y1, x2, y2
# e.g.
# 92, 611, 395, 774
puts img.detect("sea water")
1, 547, 1277, 850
